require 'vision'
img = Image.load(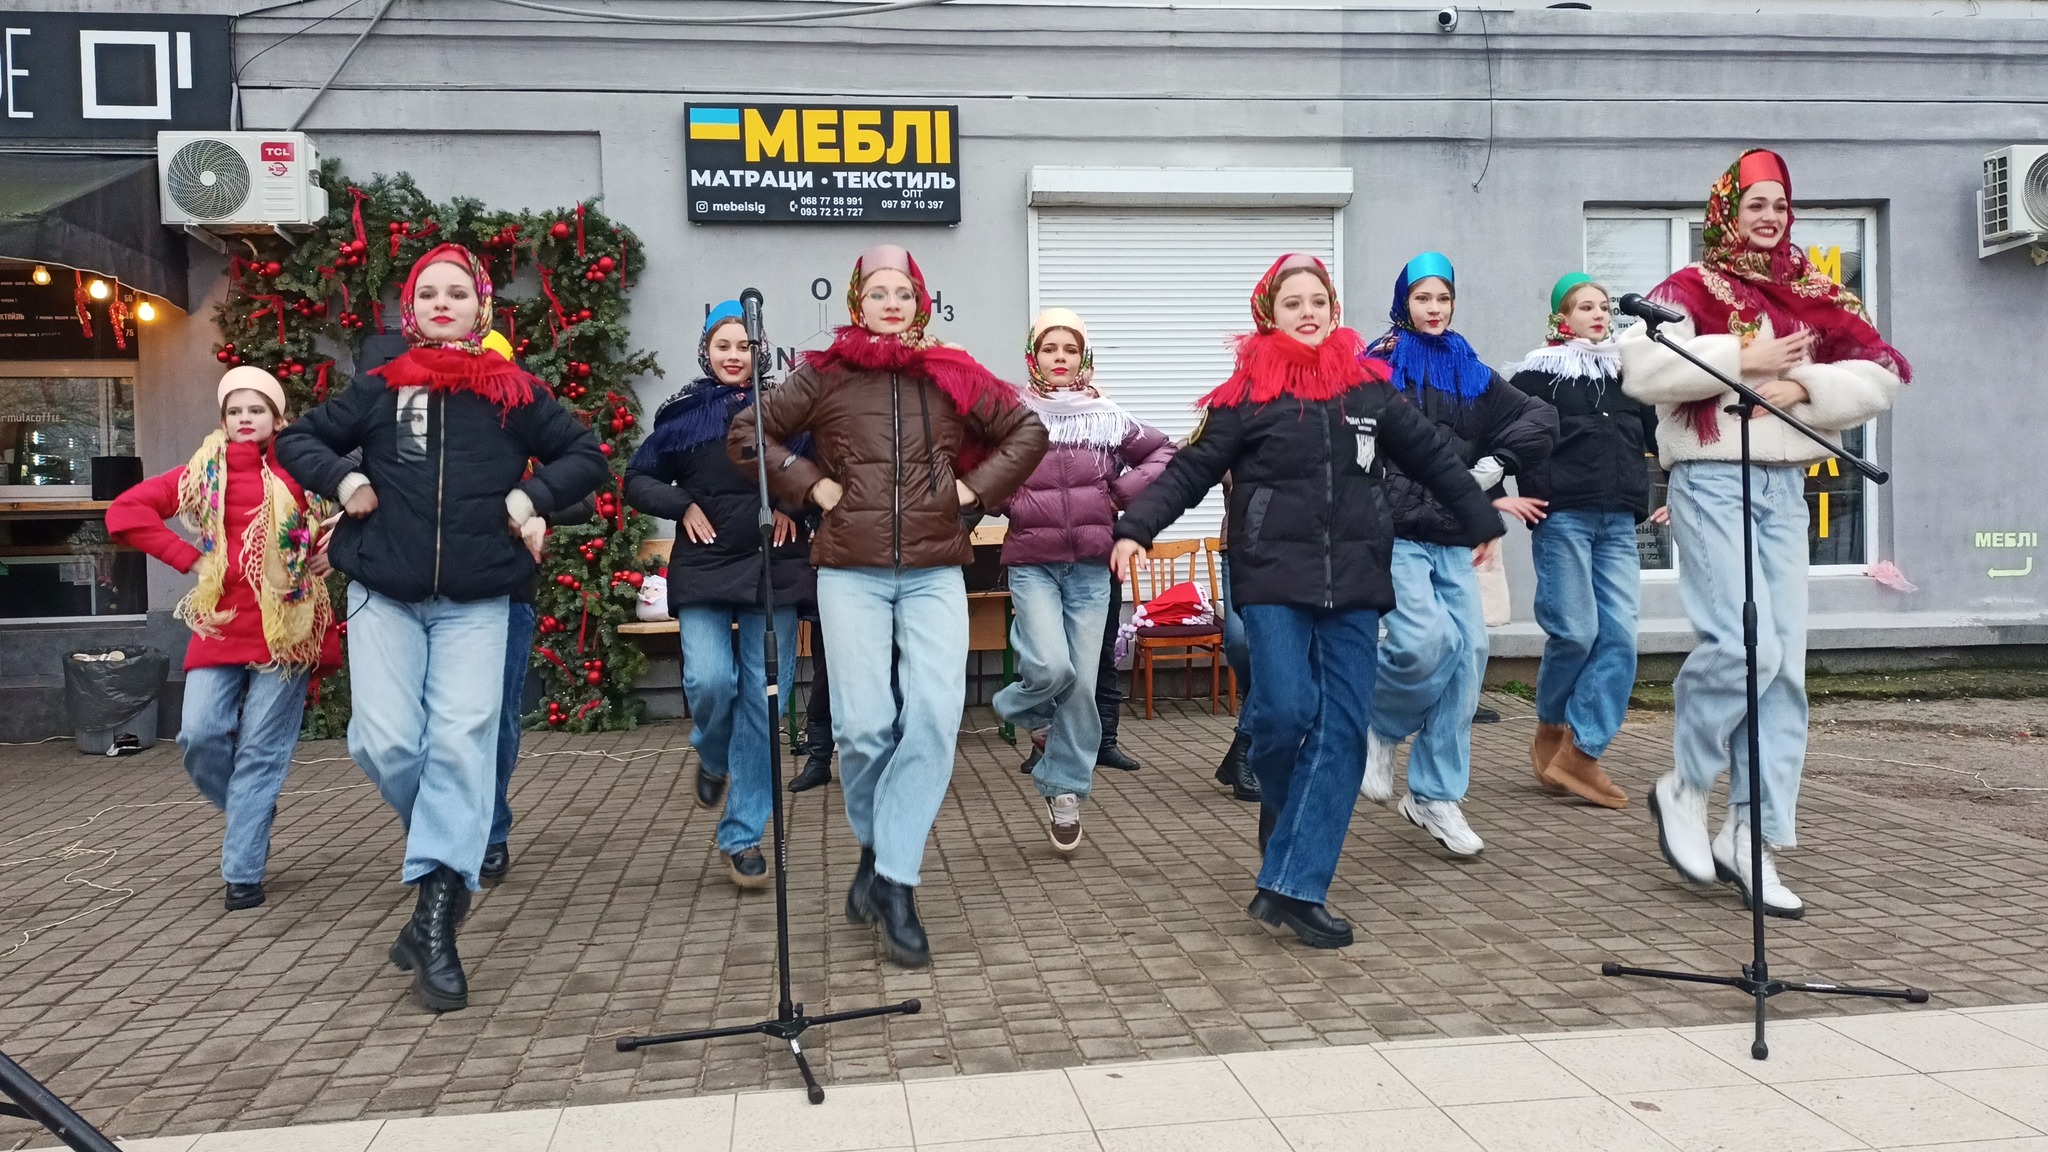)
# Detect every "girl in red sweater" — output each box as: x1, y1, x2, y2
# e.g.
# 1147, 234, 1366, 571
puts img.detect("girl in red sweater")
107, 366, 338, 912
